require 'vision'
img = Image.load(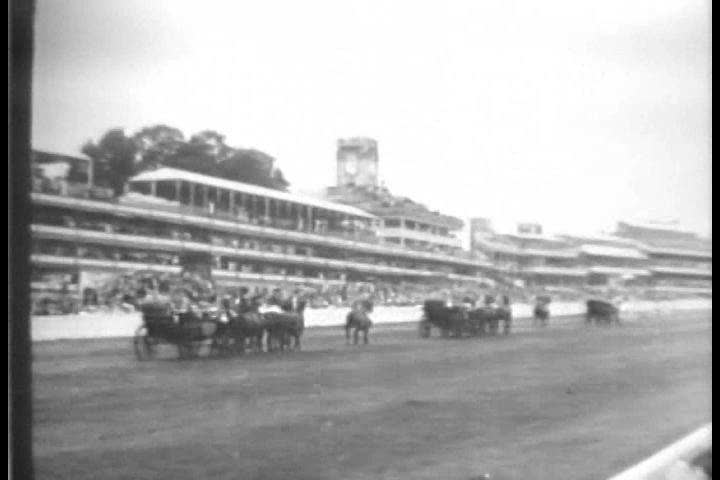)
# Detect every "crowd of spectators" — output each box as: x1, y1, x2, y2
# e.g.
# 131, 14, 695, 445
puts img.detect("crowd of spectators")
31, 270, 708, 315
